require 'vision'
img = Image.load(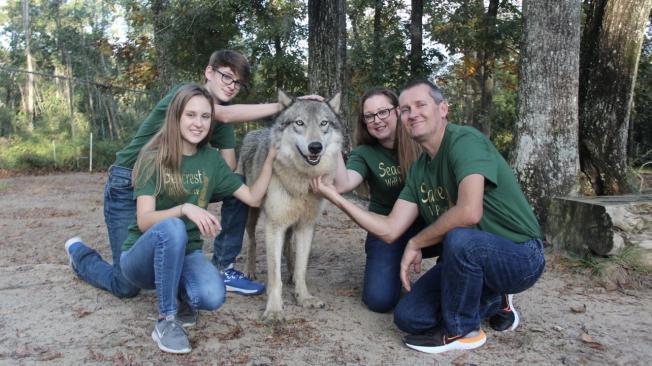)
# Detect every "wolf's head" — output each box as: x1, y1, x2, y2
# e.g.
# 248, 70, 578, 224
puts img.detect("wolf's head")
271, 90, 343, 171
